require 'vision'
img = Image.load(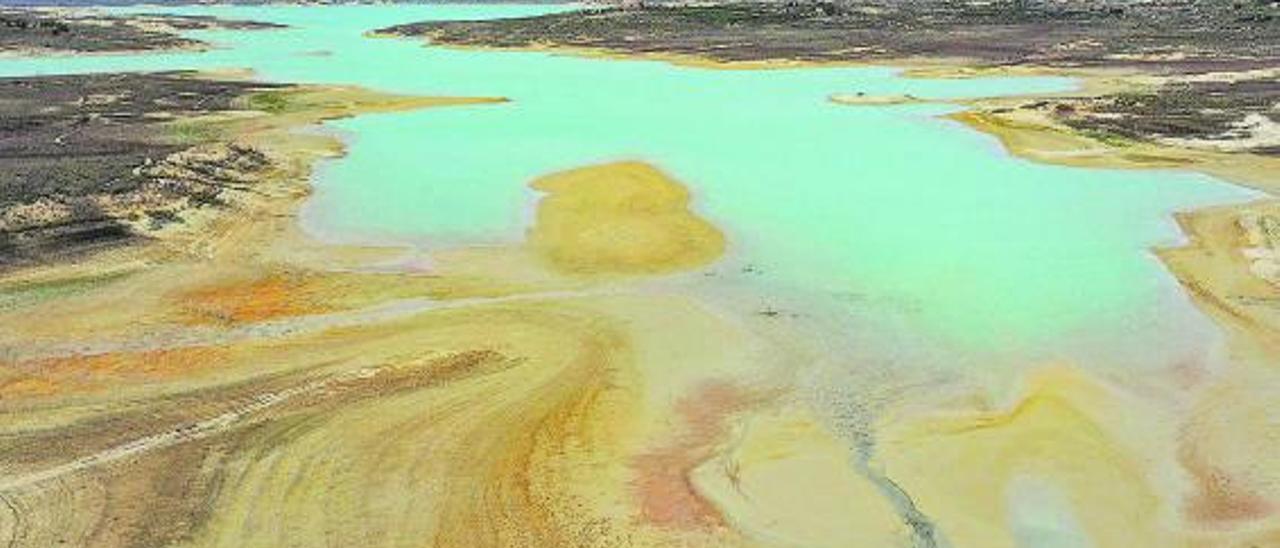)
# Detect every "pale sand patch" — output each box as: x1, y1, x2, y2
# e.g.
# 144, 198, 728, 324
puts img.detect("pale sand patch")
692, 406, 912, 547
875, 367, 1173, 548
1178, 365, 1280, 526
1162, 113, 1280, 154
